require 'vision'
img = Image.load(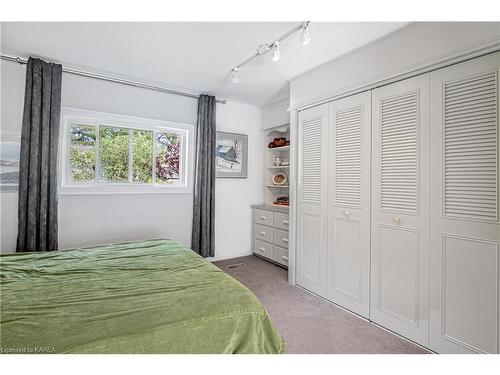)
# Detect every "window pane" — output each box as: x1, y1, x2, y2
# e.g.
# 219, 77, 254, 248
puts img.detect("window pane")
155, 132, 181, 184
98, 126, 129, 182
70, 124, 96, 182
132, 130, 153, 183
